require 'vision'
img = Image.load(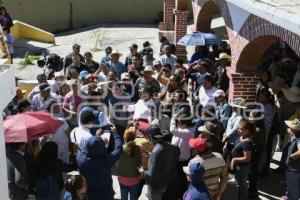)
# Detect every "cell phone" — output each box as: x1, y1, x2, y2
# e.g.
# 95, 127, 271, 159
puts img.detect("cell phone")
101, 131, 111, 148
